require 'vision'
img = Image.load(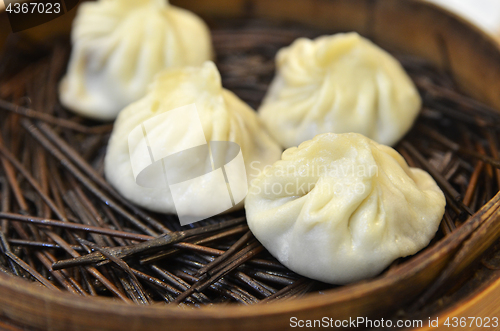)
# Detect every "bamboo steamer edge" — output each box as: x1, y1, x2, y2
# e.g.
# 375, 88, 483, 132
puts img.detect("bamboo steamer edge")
1, 0, 500, 330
